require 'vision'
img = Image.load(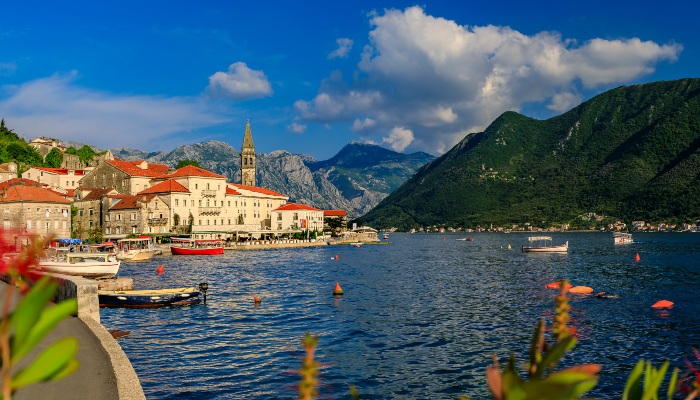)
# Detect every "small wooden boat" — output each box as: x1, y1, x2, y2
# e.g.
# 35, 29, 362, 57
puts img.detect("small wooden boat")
456, 237, 473, 241
98, 287, 201, 308
613, 232, 633, 244
170, 238, 224, 255
522, 236, 568, 253
39, 251, 121, 279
